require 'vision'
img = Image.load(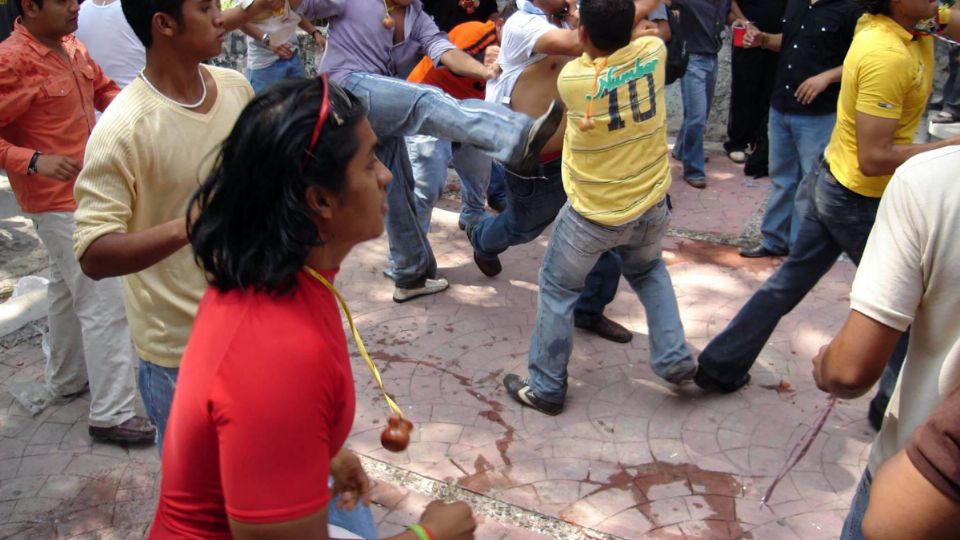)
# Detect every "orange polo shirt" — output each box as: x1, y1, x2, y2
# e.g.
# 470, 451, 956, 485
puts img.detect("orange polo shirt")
407, 20, 496, 100
0, 20, 119, 213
